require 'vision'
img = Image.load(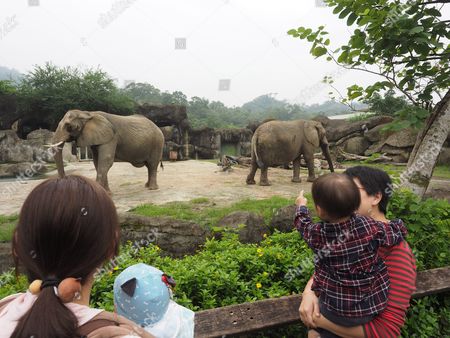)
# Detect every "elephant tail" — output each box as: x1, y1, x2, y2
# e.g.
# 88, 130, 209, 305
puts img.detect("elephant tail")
252, 135, 264, 168
160, 161, 164, 171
